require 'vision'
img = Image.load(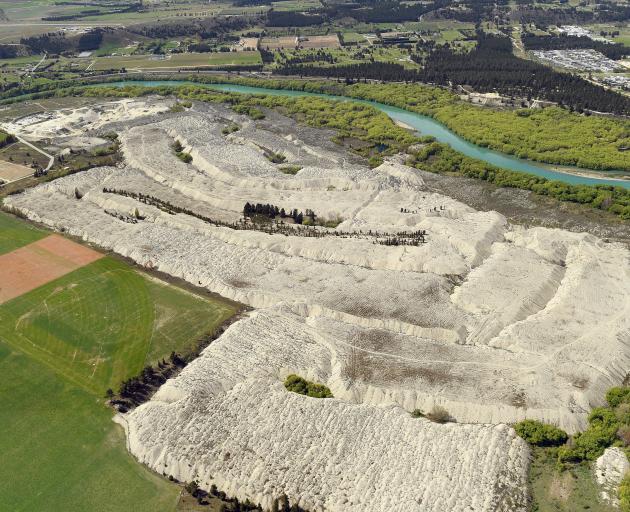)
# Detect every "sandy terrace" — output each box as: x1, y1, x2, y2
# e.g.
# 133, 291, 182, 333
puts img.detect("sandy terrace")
6, 99, 630, 511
